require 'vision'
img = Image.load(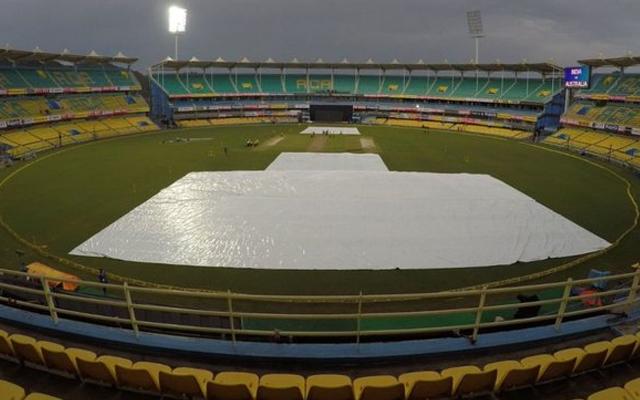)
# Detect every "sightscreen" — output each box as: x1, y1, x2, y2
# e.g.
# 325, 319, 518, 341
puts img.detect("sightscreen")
310, 104, 353, 122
